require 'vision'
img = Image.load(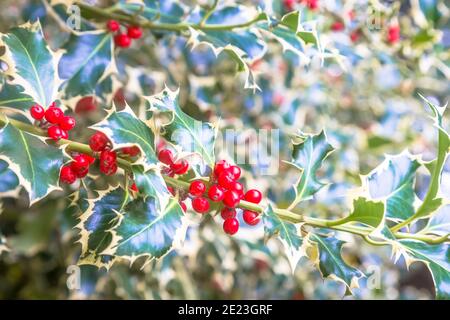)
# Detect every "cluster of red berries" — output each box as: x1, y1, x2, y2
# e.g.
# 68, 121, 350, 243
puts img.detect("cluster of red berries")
89, 132, 119, 176
60, 153, 95, 184
158, 149, 190, 176
387, 24, 400, 44
188, 160, 262, 236
107, 20, 143, 48
30, 102, 76, 141
283, 0, 318, 11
